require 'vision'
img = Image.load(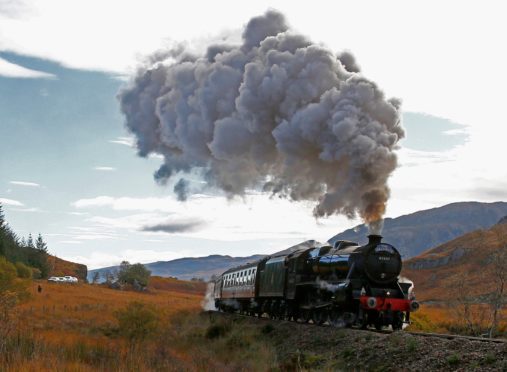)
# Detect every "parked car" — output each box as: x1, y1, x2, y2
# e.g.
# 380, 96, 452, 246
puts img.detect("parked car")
64, 276, 78, 283
47, 276, 78, 283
